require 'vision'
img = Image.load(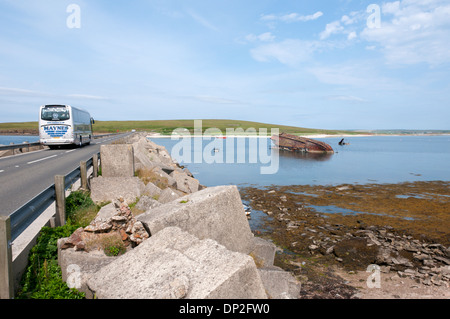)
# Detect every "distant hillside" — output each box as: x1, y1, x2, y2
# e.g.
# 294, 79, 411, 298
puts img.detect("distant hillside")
0, 119, 356, 136
361, 129, 450, 135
